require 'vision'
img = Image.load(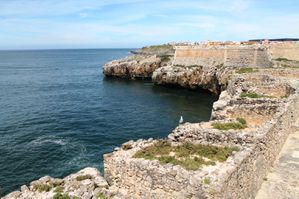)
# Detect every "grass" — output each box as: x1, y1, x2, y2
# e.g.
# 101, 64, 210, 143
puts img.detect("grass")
53, 193, 71, 199
133, 141, 238, 170
240, 92, 273, 99
203, 177, 211, 184
236, 117, 247, 125
158, 55, 173, 62
34, 184, 52, 192
212, 122, 247, 130
97, 193, 109, 199
236, 67, 259, 74
54, 186, 64, 193
76, 174, 92, 181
